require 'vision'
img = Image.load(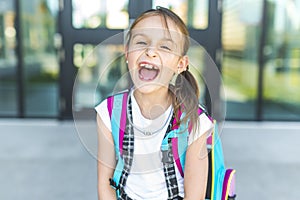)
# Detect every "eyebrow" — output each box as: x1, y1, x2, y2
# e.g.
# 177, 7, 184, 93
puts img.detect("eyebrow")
132, 33, 176, 44
131, 33, 147, 40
